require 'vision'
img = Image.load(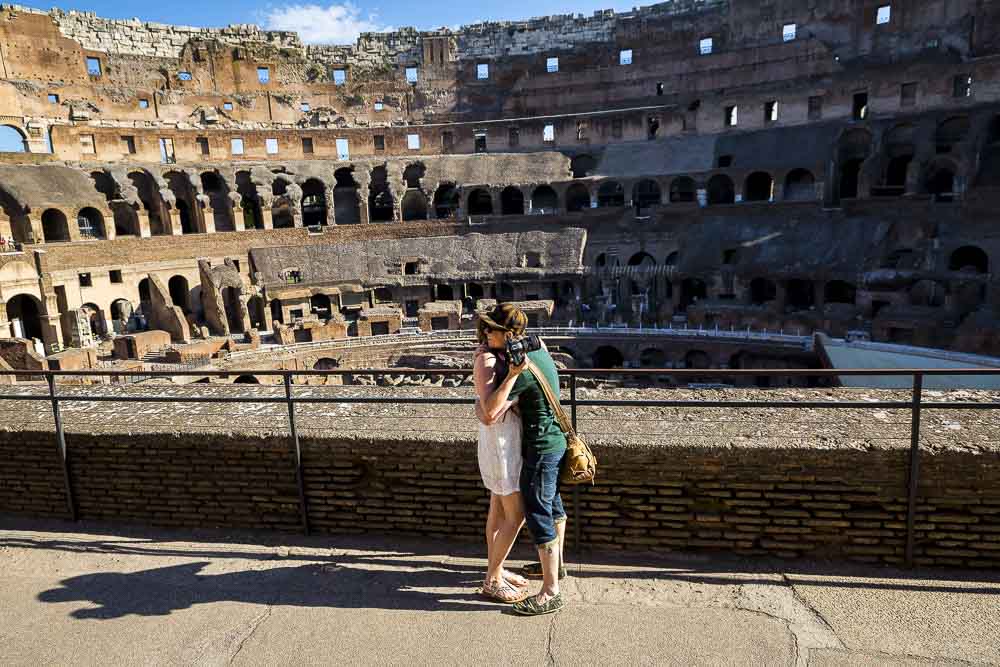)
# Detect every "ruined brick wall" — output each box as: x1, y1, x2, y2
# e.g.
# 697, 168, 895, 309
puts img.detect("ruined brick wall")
1, 429, 998, 568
